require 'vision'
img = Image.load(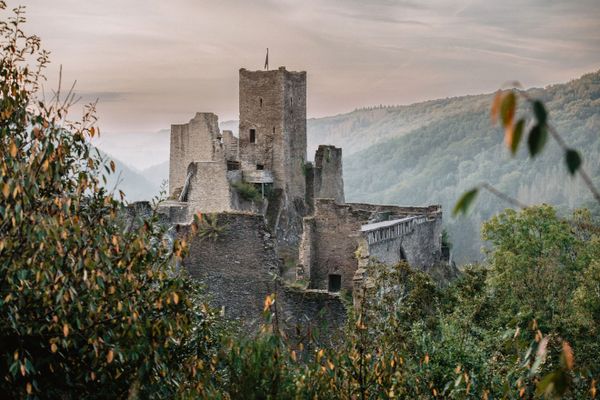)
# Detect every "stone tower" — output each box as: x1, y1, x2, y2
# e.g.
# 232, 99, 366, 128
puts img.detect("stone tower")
238, 67, 307, 204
